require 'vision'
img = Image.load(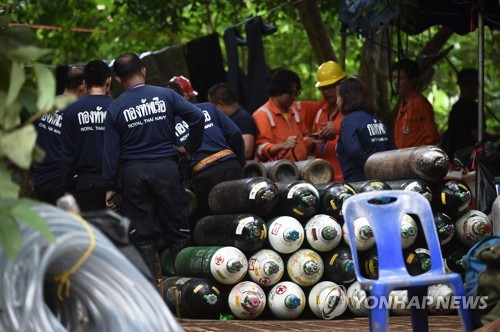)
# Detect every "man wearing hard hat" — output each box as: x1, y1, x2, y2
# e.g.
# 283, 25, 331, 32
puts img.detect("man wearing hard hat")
307, 61, 347, 182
